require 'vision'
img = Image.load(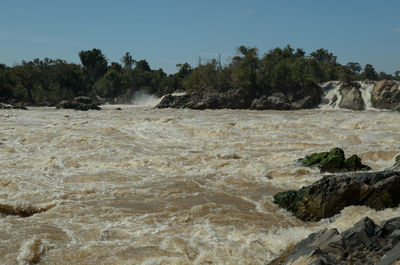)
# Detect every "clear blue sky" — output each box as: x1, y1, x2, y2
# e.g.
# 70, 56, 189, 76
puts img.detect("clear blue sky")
1, 0, 399, 74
